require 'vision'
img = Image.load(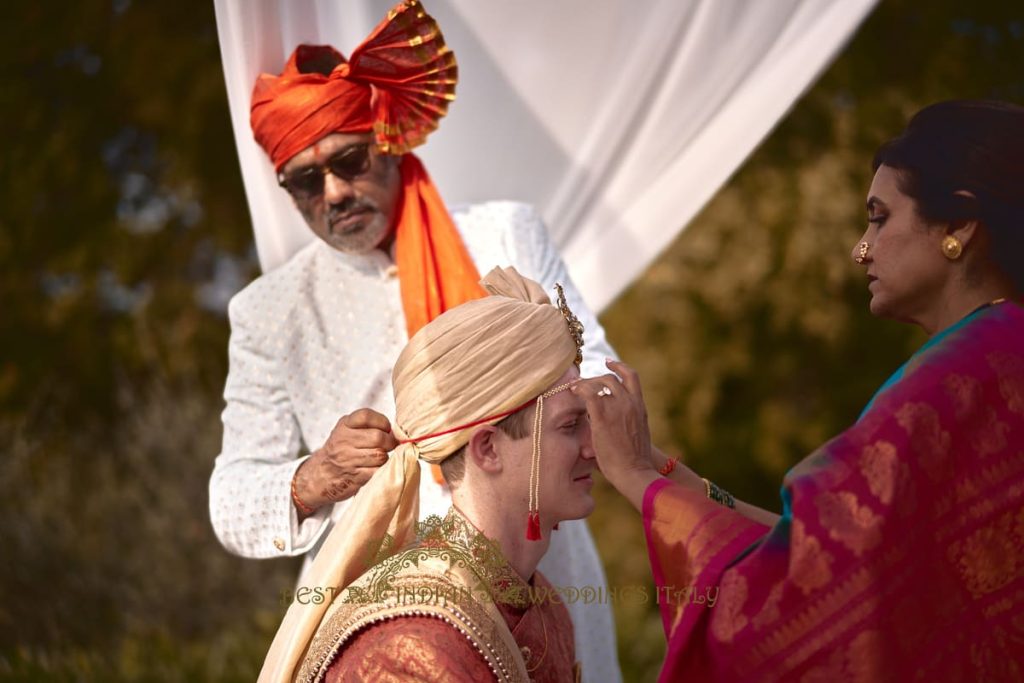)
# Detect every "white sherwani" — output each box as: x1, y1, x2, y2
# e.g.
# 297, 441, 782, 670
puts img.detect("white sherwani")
210, 201, 622, 682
